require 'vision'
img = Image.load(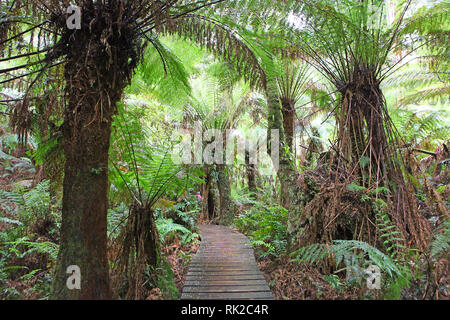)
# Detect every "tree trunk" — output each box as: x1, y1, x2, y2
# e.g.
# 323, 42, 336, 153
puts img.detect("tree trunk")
50, 4, 142, 298
51, 97, 113, 299
245, 149, 257, 197
203, 171, 216, 220
281, 98, 295, 152
217, 164, 233, 225
267, 80, 297, 209
338, 77, 389, 185
266, 79, 302, 250
207, 186, 216, 220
